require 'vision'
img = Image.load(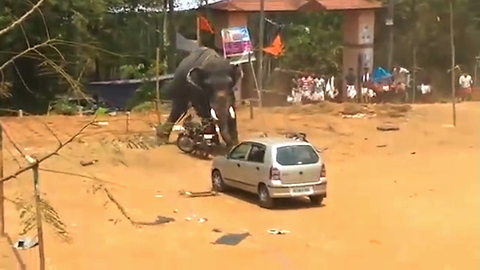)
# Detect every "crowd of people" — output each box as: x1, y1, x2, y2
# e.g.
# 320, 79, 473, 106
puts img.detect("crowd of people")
287, 65, 476, 104
287, 74, 338, 104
